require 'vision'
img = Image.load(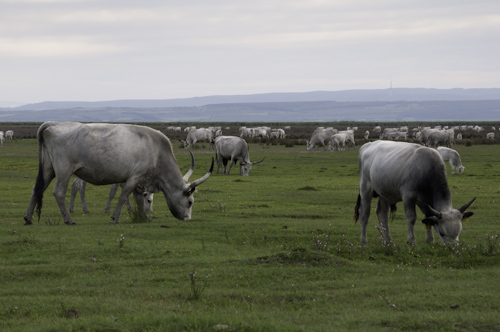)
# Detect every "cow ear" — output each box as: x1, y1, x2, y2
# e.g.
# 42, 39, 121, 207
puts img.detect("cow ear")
422, 217, 438, 226
185, 187, 195, 196
462, 211, 473, 222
